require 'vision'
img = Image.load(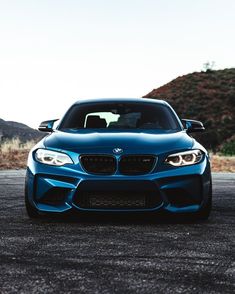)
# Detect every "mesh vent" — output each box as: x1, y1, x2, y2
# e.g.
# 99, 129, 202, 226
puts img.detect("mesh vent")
74, 191, 162, 209
165, 188, 200, 207
38, 188, 69, 205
